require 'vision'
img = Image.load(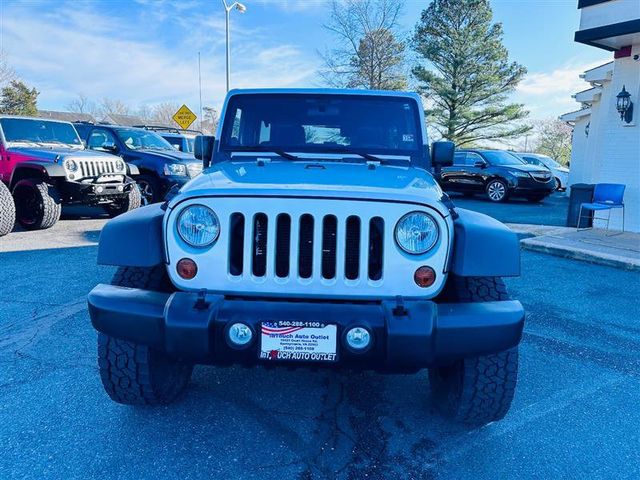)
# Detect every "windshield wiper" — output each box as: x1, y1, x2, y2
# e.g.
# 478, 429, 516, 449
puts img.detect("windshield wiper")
231, 149, 298, 160
323, 148, 386, 163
